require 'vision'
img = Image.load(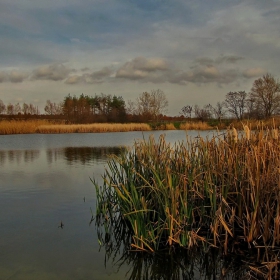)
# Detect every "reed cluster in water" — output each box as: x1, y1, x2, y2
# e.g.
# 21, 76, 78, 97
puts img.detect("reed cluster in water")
95, 127, 280, 278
